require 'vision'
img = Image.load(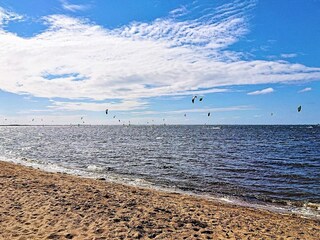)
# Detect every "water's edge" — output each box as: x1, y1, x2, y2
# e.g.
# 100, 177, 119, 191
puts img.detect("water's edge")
1, 156, 319, 220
